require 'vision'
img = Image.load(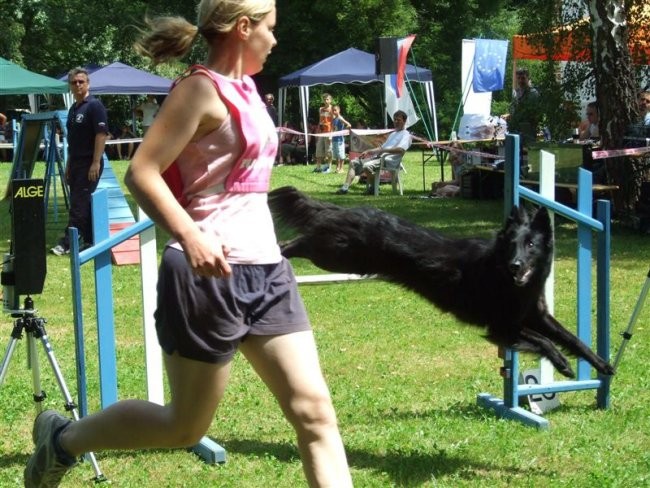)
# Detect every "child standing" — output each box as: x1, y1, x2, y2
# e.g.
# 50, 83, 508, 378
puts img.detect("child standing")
331, 105, 351, 173
313, 93, 333, 173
